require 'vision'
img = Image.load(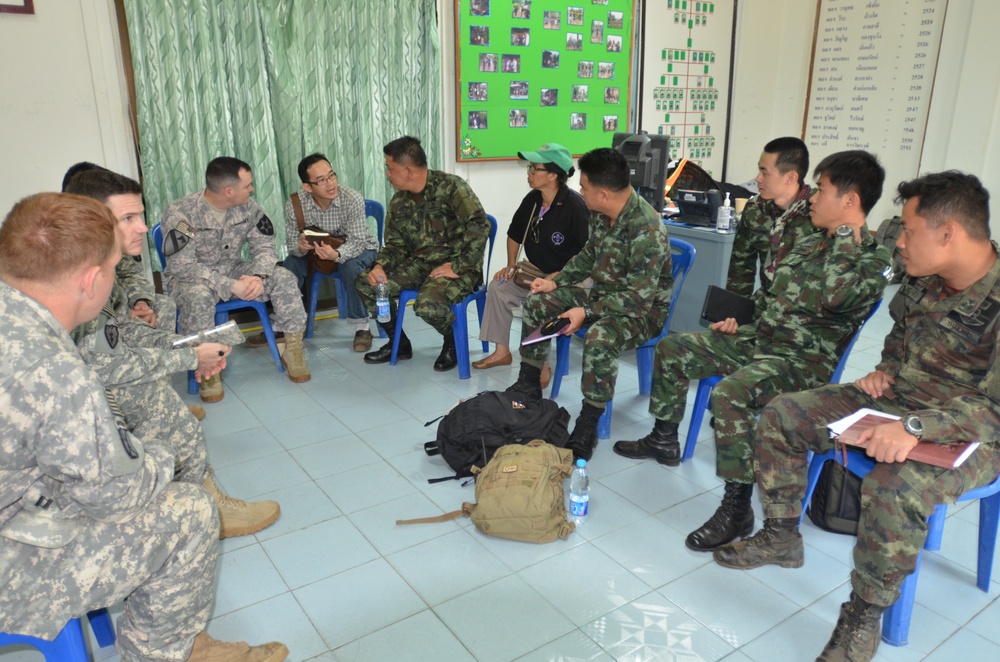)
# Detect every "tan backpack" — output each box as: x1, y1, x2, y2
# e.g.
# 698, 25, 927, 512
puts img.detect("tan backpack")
397, 439, 576, 543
